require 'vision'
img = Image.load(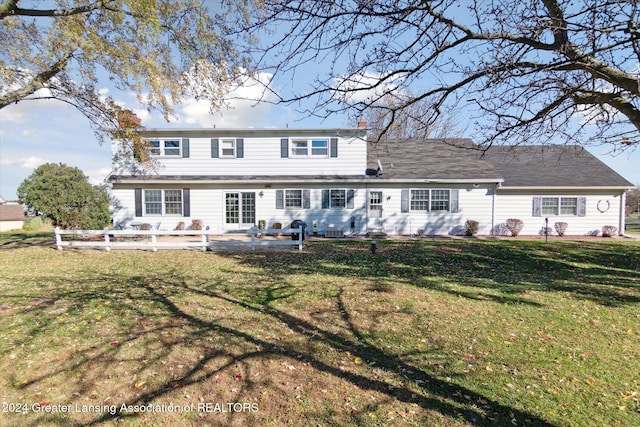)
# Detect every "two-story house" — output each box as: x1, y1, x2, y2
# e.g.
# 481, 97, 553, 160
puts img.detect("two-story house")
109, 121, 633, 236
